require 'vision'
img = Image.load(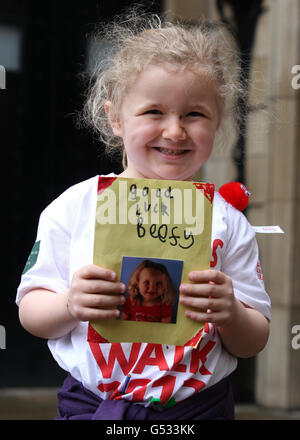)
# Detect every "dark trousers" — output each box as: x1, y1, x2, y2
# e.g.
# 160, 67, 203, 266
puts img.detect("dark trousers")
56, 374, 235, 420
